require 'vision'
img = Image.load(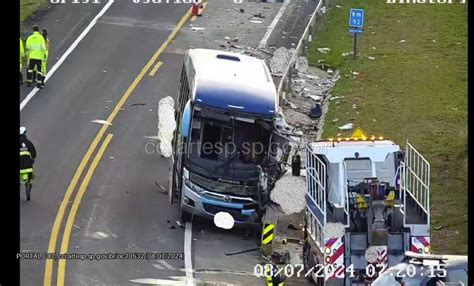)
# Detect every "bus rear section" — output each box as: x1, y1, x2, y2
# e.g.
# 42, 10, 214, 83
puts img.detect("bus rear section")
169, 49, 290, 227
303, 130, 431, 285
